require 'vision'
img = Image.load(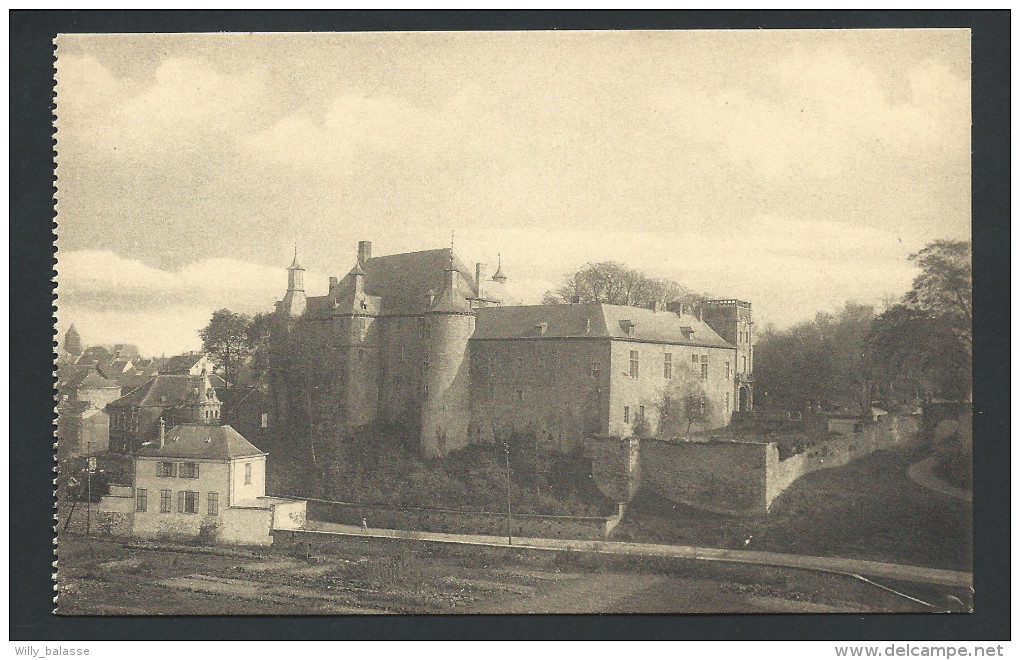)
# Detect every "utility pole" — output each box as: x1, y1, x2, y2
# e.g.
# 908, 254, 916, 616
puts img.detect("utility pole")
503, 438, 512, 546
85, 441, 92, 536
